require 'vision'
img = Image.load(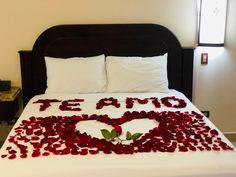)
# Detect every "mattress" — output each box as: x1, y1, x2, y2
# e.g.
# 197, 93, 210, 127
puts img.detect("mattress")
0, 90, 236, 177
